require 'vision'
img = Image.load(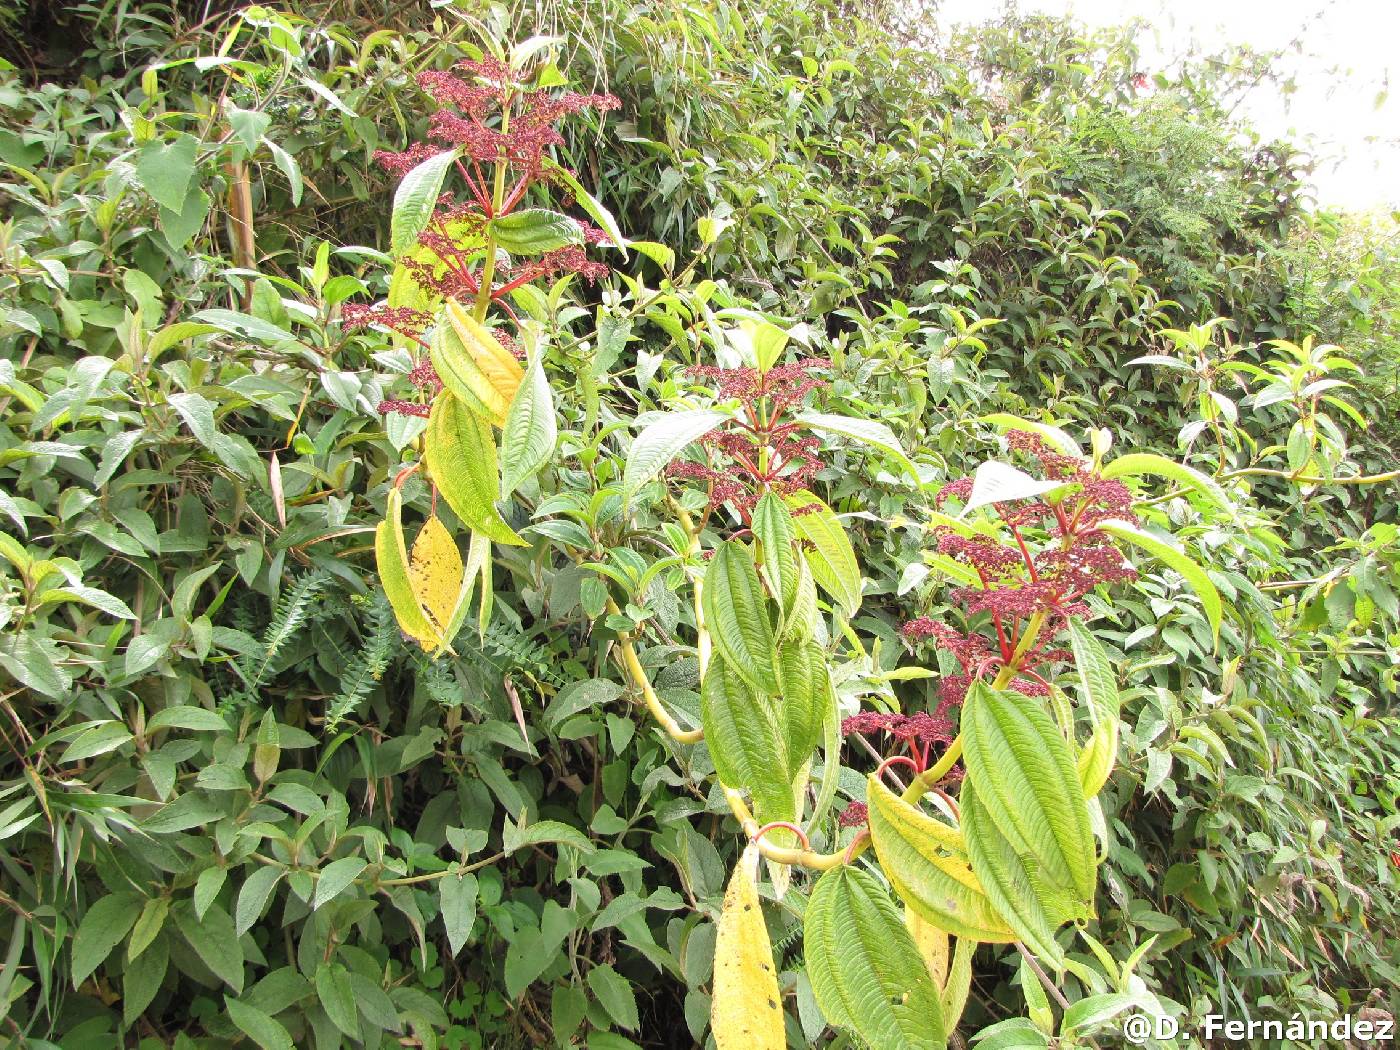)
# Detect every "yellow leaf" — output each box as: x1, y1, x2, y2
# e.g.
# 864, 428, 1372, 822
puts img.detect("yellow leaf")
711, 845, 785, 1050
409, 514, 463, 638
375, 488, 441, 651
905, 909, 950, 987
433, 299, 523, 427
